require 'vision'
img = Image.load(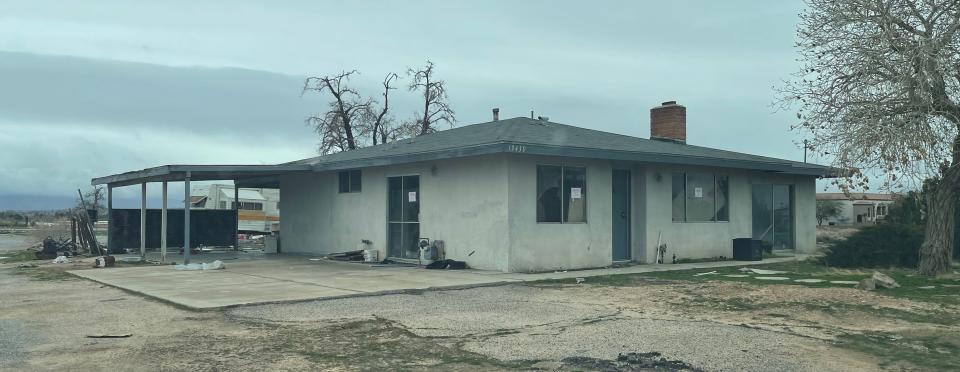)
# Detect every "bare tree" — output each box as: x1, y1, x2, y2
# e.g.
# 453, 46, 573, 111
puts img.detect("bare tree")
78, 185, 105, 214
778, 0, 960, 275
368, 72, 400, 145
406, 61, 455, 135
816, 200, 843, 226
302, 71, 371, 153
